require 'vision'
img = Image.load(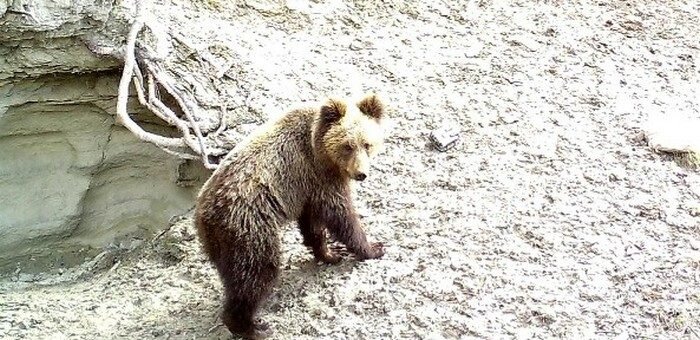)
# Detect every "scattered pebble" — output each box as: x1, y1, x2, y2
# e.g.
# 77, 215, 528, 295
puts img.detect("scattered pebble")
429, 124, 460, 152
